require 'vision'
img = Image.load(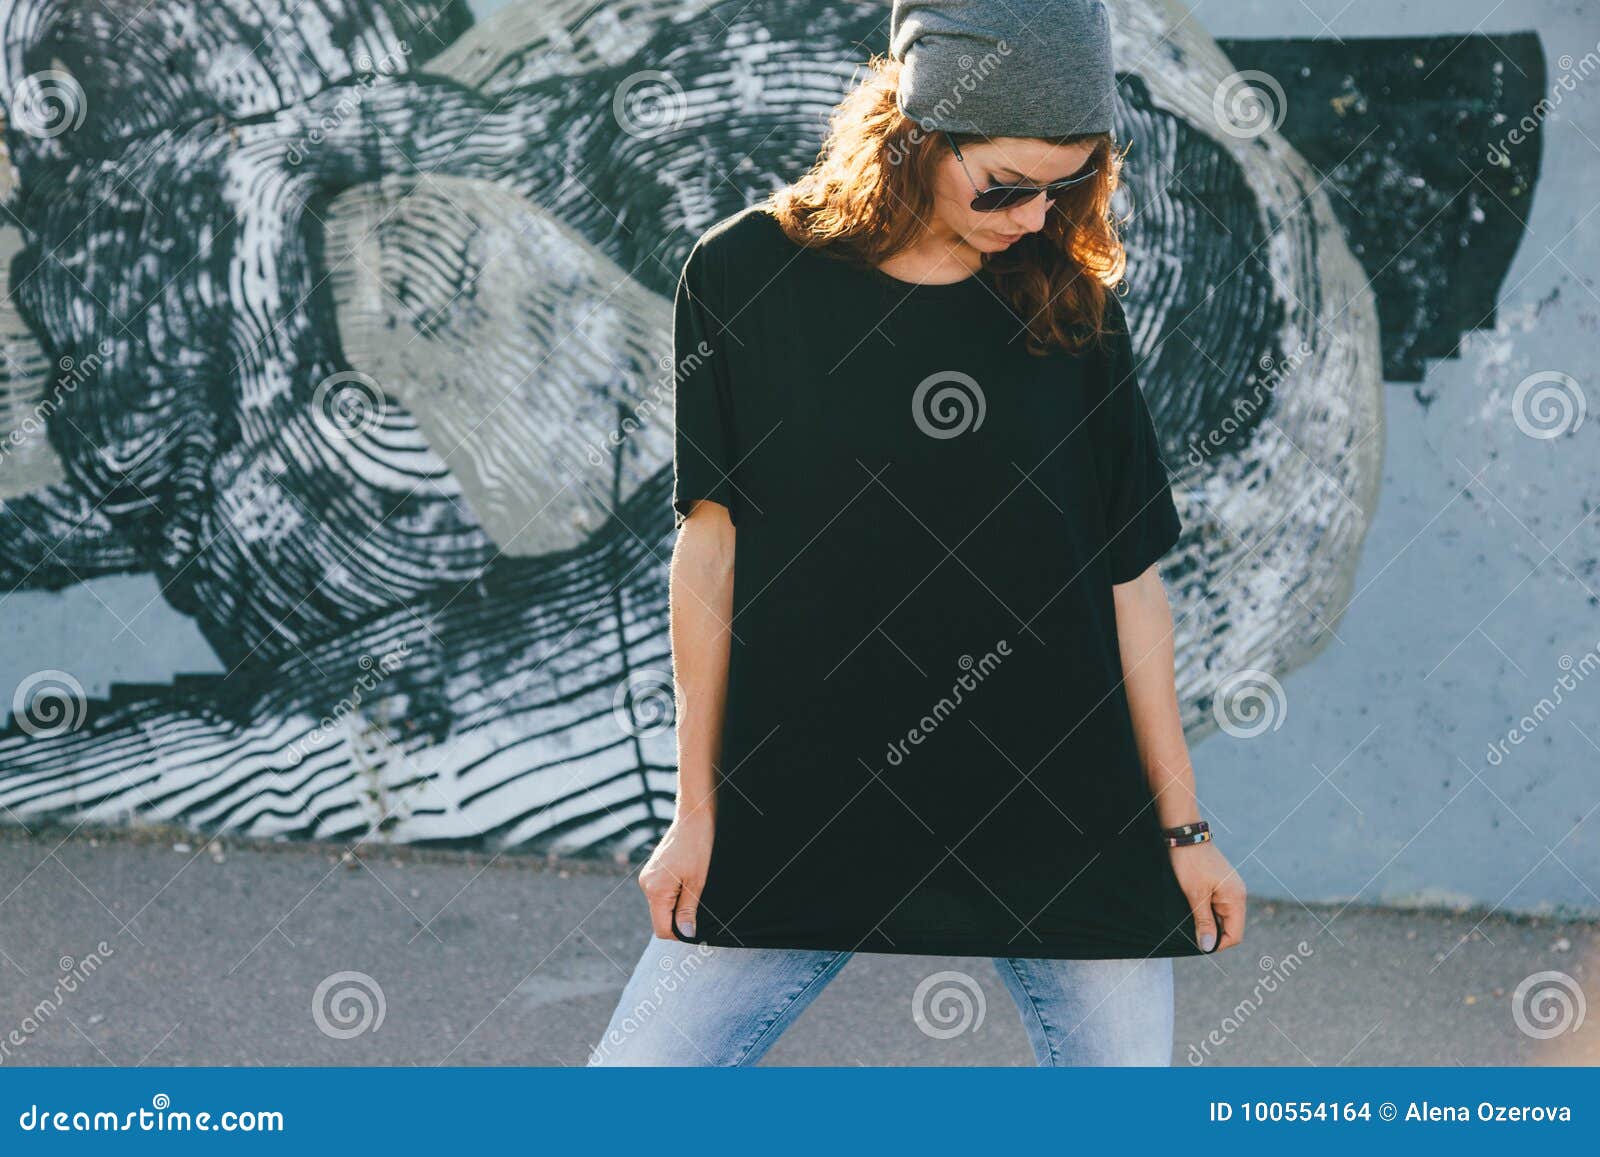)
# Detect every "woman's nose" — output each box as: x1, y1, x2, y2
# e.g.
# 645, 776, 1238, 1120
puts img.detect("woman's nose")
1009, 192, 1052, 233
